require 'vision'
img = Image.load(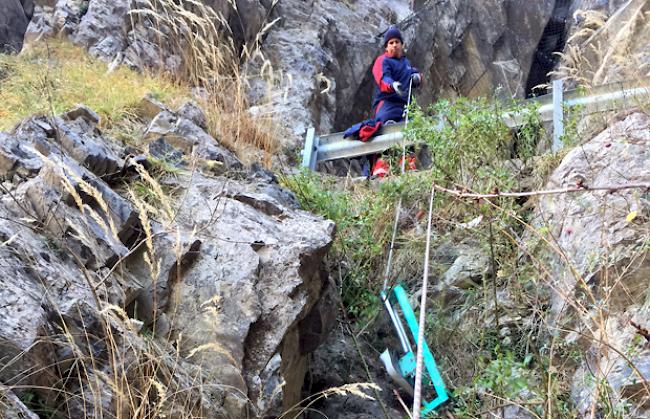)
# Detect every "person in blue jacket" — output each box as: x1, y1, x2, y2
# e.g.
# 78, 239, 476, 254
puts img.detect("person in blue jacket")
372, 26, 422, 123
369, 26, 422, 176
